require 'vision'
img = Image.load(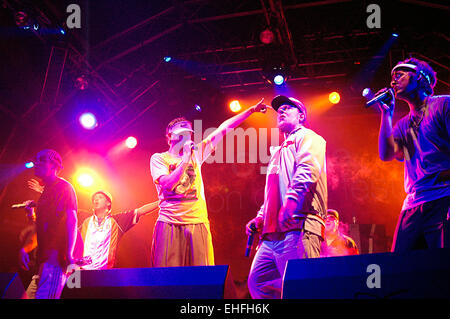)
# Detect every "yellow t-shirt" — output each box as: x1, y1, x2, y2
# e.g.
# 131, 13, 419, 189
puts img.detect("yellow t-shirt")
150, 139, 214, 224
